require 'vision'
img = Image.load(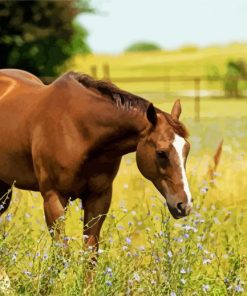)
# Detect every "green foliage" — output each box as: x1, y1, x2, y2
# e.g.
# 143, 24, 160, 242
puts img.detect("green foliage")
125, 41, 161, 53
224, 60, 247, 97
0, 0, 92, 76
